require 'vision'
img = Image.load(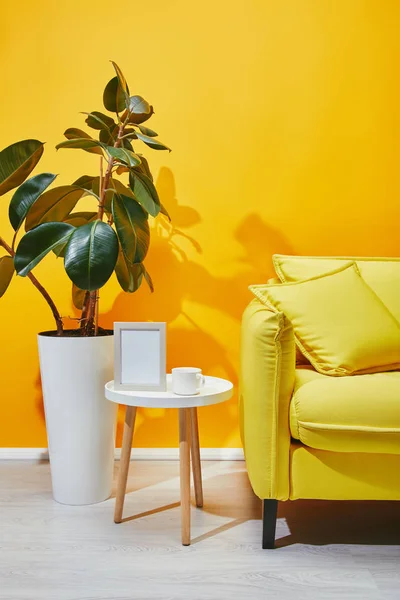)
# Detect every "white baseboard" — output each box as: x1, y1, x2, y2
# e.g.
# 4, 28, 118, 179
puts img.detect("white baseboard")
0, 448, 244, 461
